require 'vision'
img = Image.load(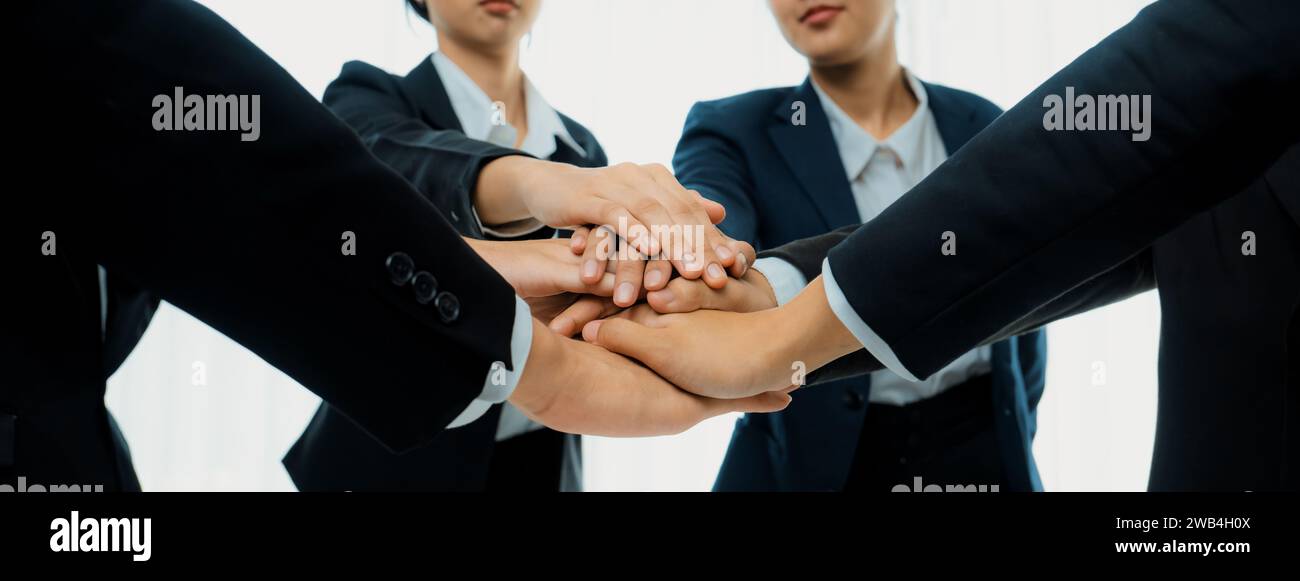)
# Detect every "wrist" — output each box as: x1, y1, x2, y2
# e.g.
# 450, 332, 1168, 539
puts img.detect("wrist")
475, 155, 542, 225
509, 318, 566, 415
769, 276, 860, 373
464, 236, 505, 278
744, 268, 778, 310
